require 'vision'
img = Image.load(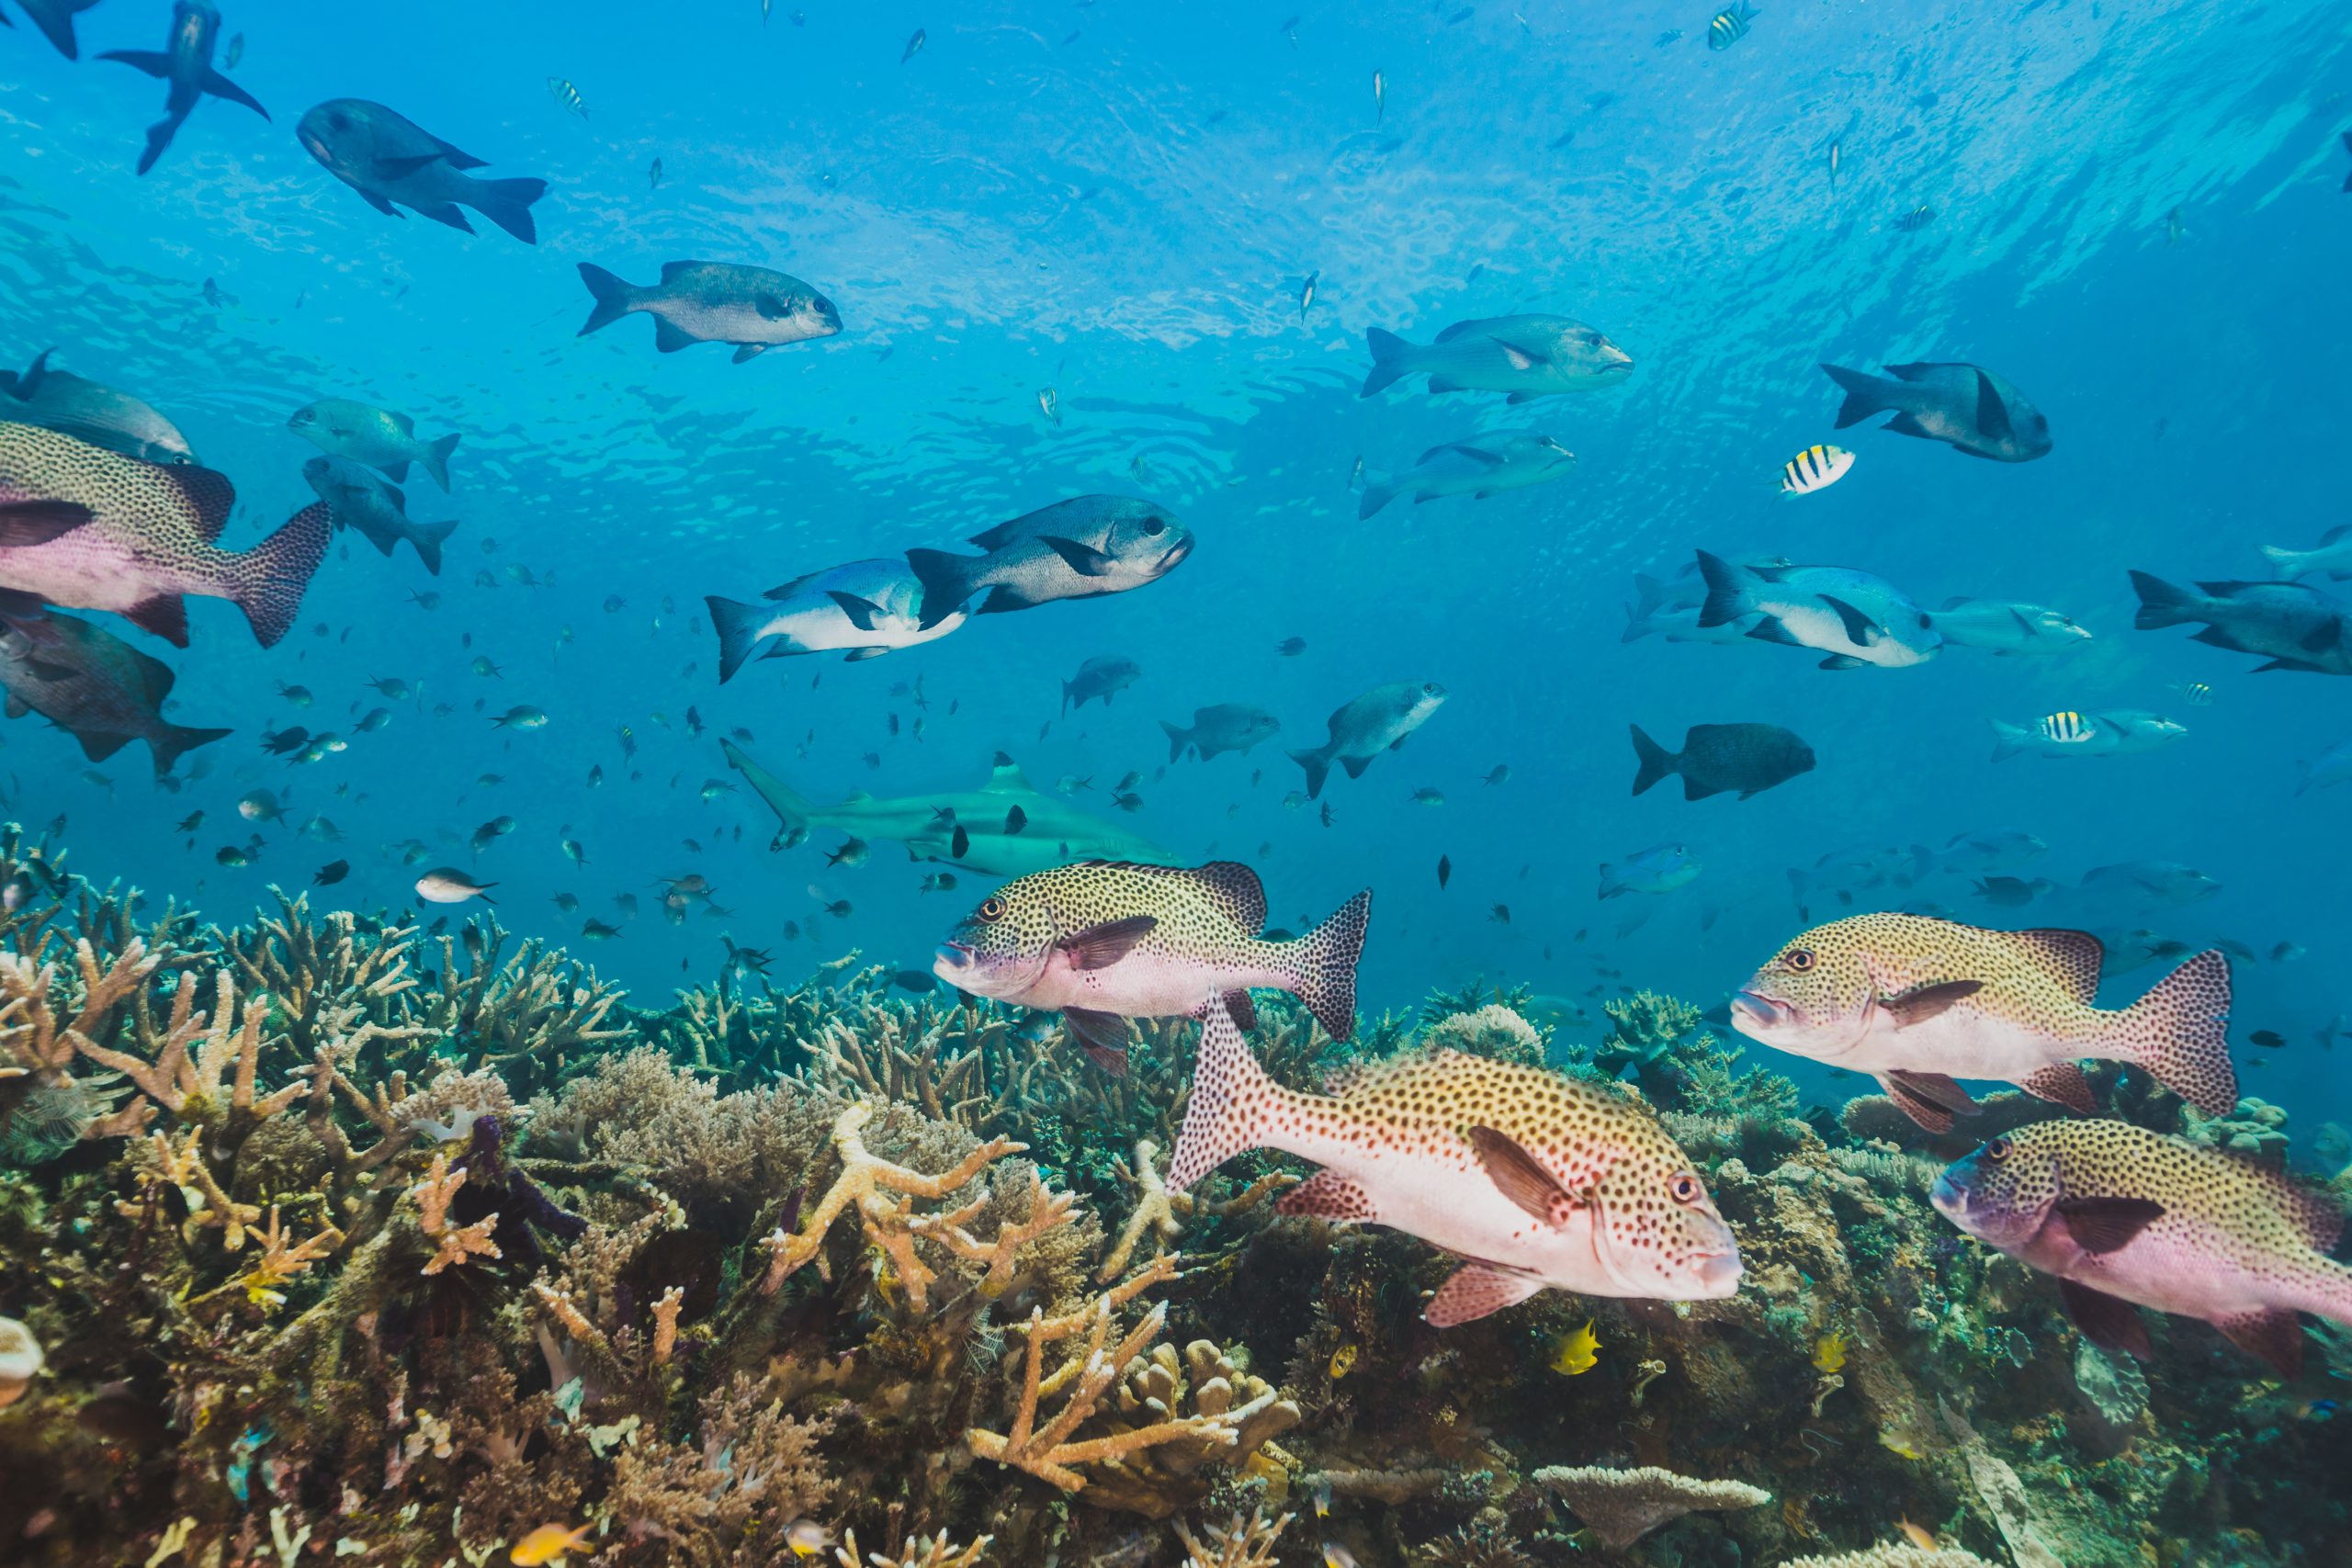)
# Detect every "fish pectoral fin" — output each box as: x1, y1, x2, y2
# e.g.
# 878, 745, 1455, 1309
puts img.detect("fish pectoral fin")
2301, 617, 2344, 652
2017, 1060, 2100, 1114
0, 499, 93, 547
1425, 1261, 1546, 1327
371, 152, 444, 179
1037, 535, 1115, 576
1882, 412, 1935, 439
1973, 370, 2015, 444
1062, 1007, 1130, 1072
653, 318, 698, 353
2058, 1278, 2153, 1360
96, 48, 171, 75
1876, 979, 1984, 1027
1464, 1125, 1583, 1228
1276, 1168, 1377, 1222
753, 293, 791, 320
2215, 1308, 2307, 1379
1883, 1068, 1977, 1116
1745, 615, 1804, 647
1817, 654, 1867, 670
1873, 1073, 1957, 1134
1817, 594, 1883, 647
2054, 1196, 2165, 1255
3, 695, 26, 720
731, 344, 767, 364
824, 590, 886, 631
1487, 336, 1548, 371
1058, 914, 1157, 969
